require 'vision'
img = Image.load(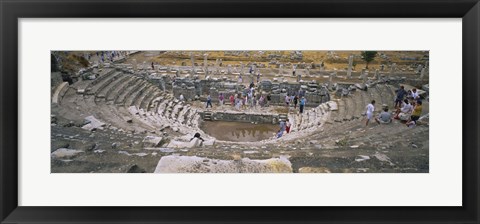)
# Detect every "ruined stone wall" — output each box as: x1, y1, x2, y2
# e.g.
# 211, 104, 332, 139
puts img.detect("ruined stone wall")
201, 112, 280, 124
148, 76, 330, 106
259, 80, 330, 106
